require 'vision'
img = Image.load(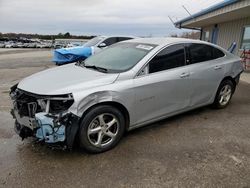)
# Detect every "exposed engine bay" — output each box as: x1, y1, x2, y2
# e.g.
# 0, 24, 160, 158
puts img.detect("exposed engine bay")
9, 84, 79, 149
